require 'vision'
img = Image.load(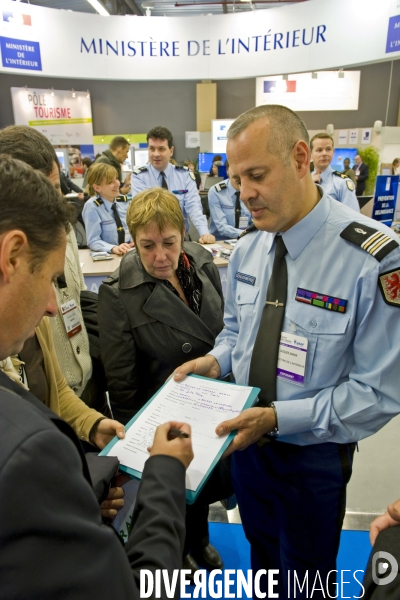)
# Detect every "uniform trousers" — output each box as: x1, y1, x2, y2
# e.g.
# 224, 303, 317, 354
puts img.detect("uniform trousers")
231, 440, 355, 599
